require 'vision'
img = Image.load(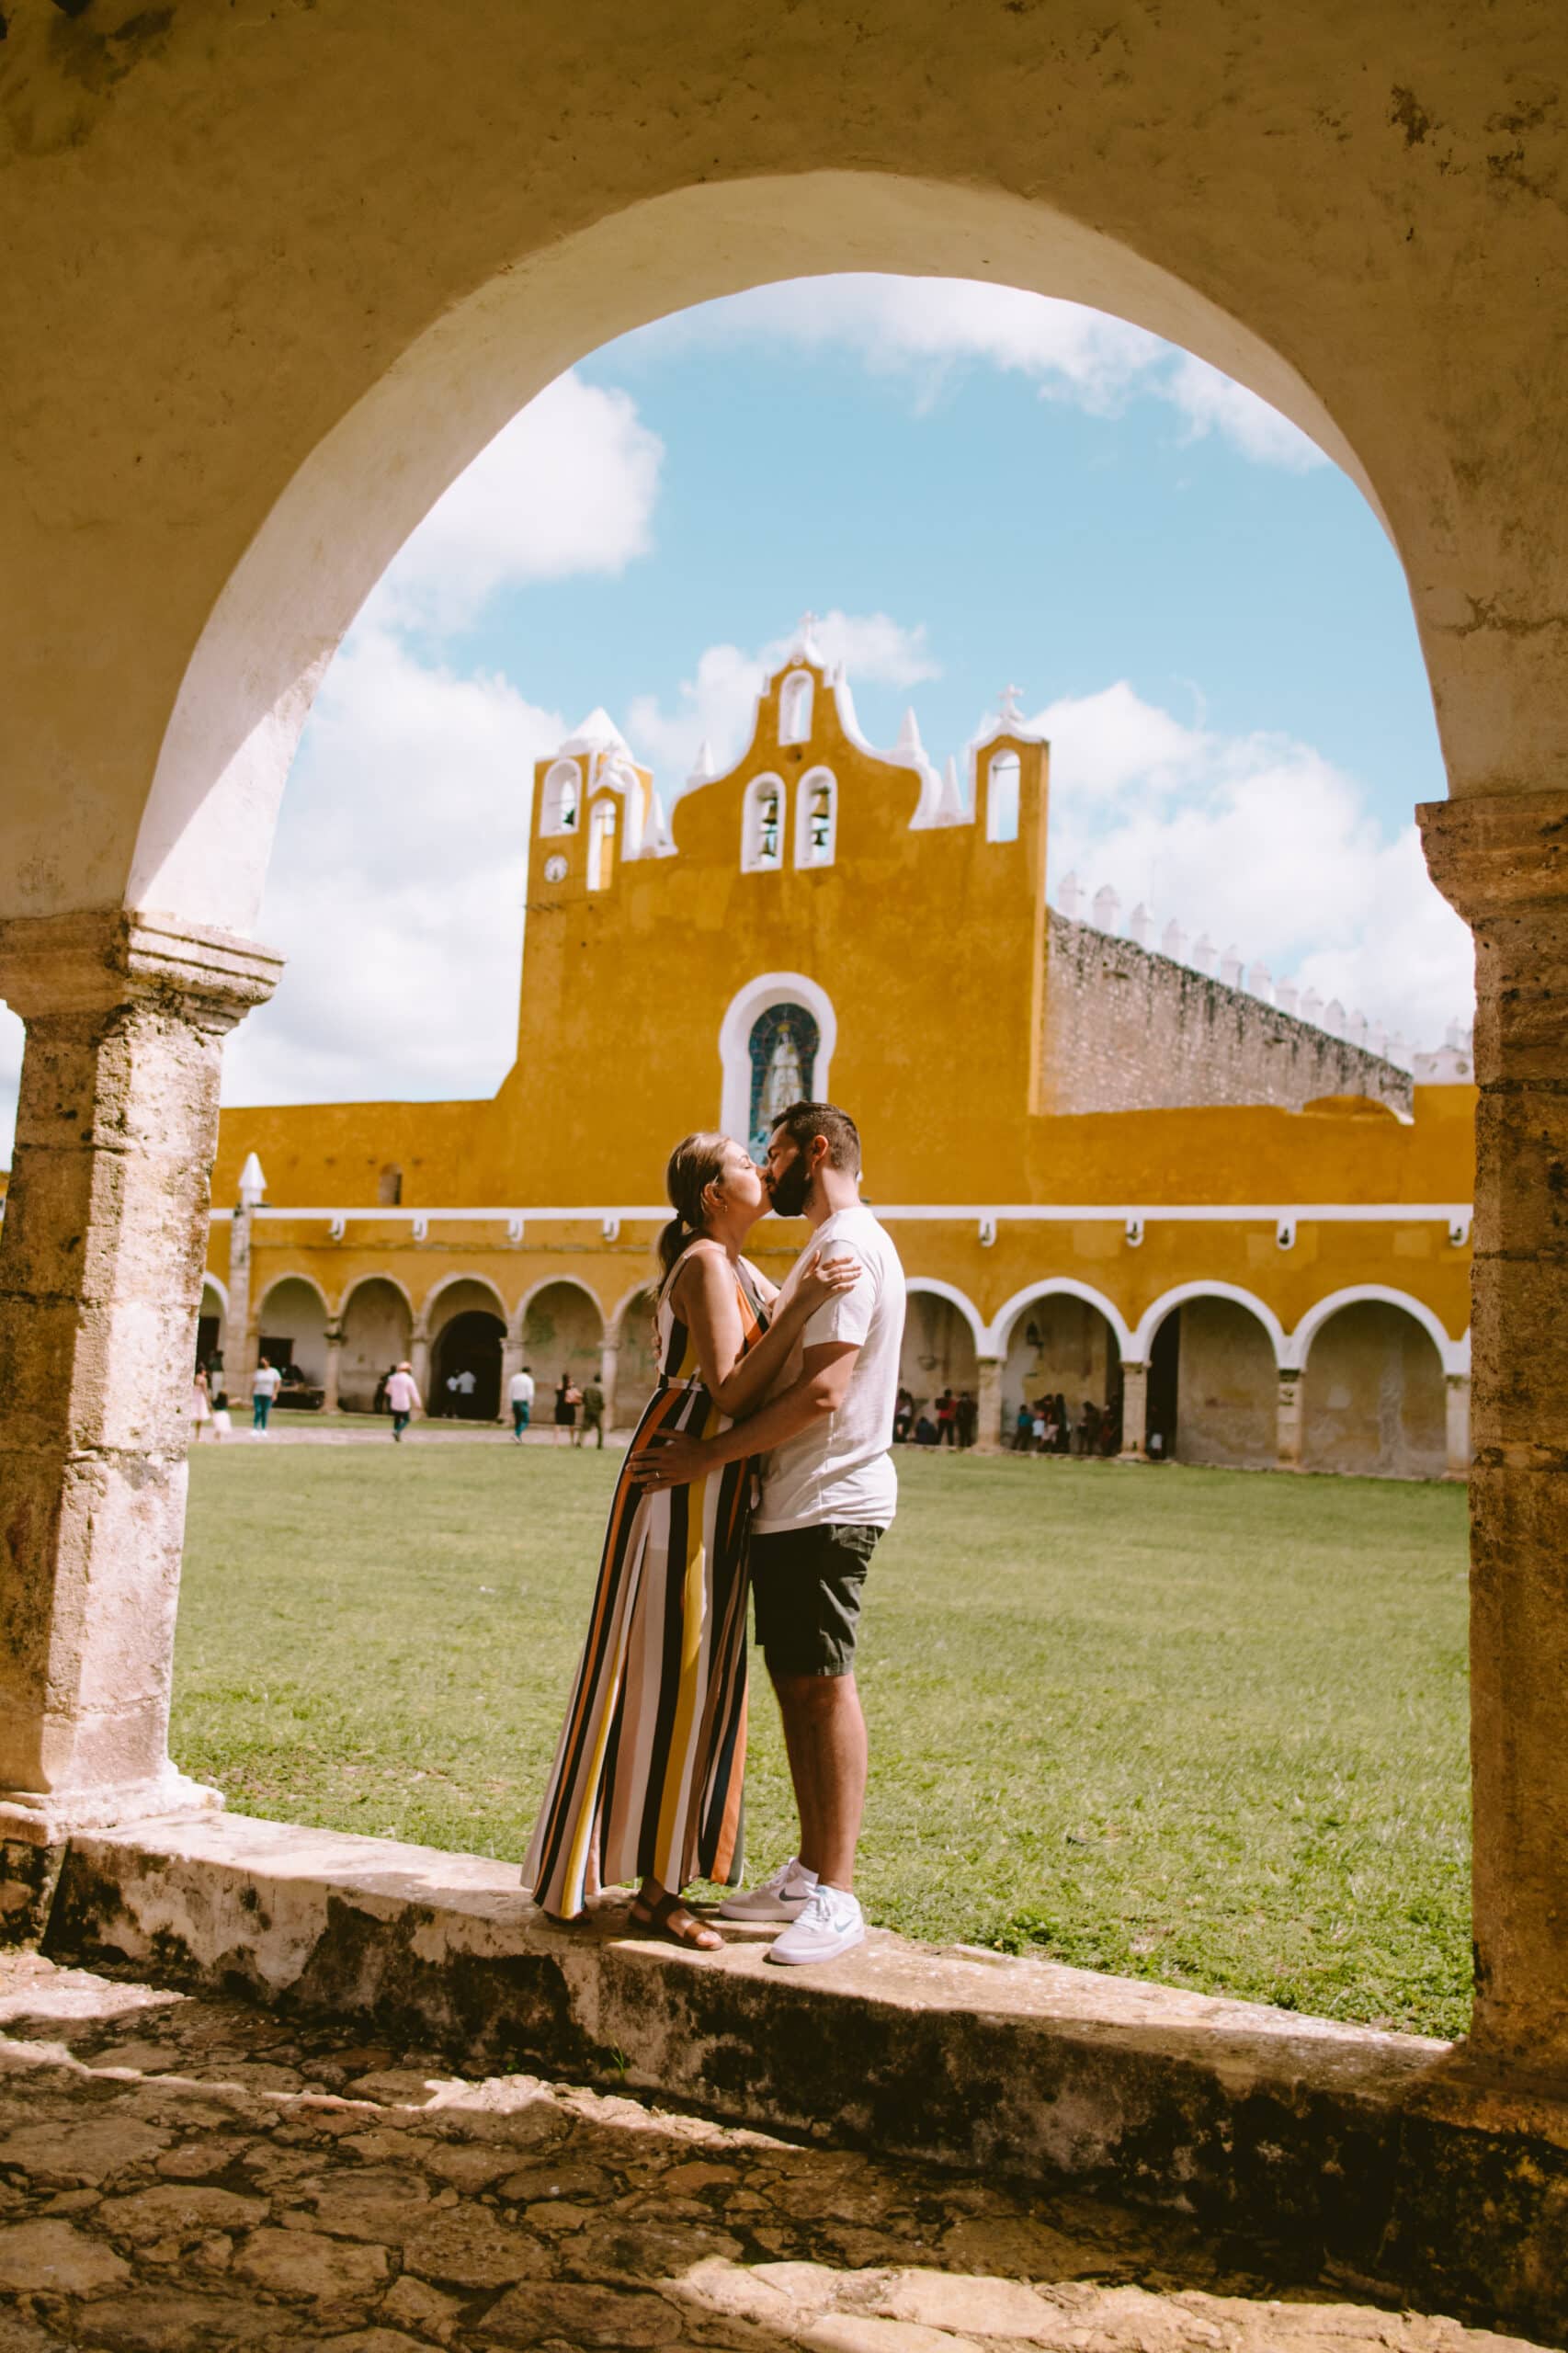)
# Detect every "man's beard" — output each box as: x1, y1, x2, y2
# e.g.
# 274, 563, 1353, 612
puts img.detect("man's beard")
767, 1157, 812, 1219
